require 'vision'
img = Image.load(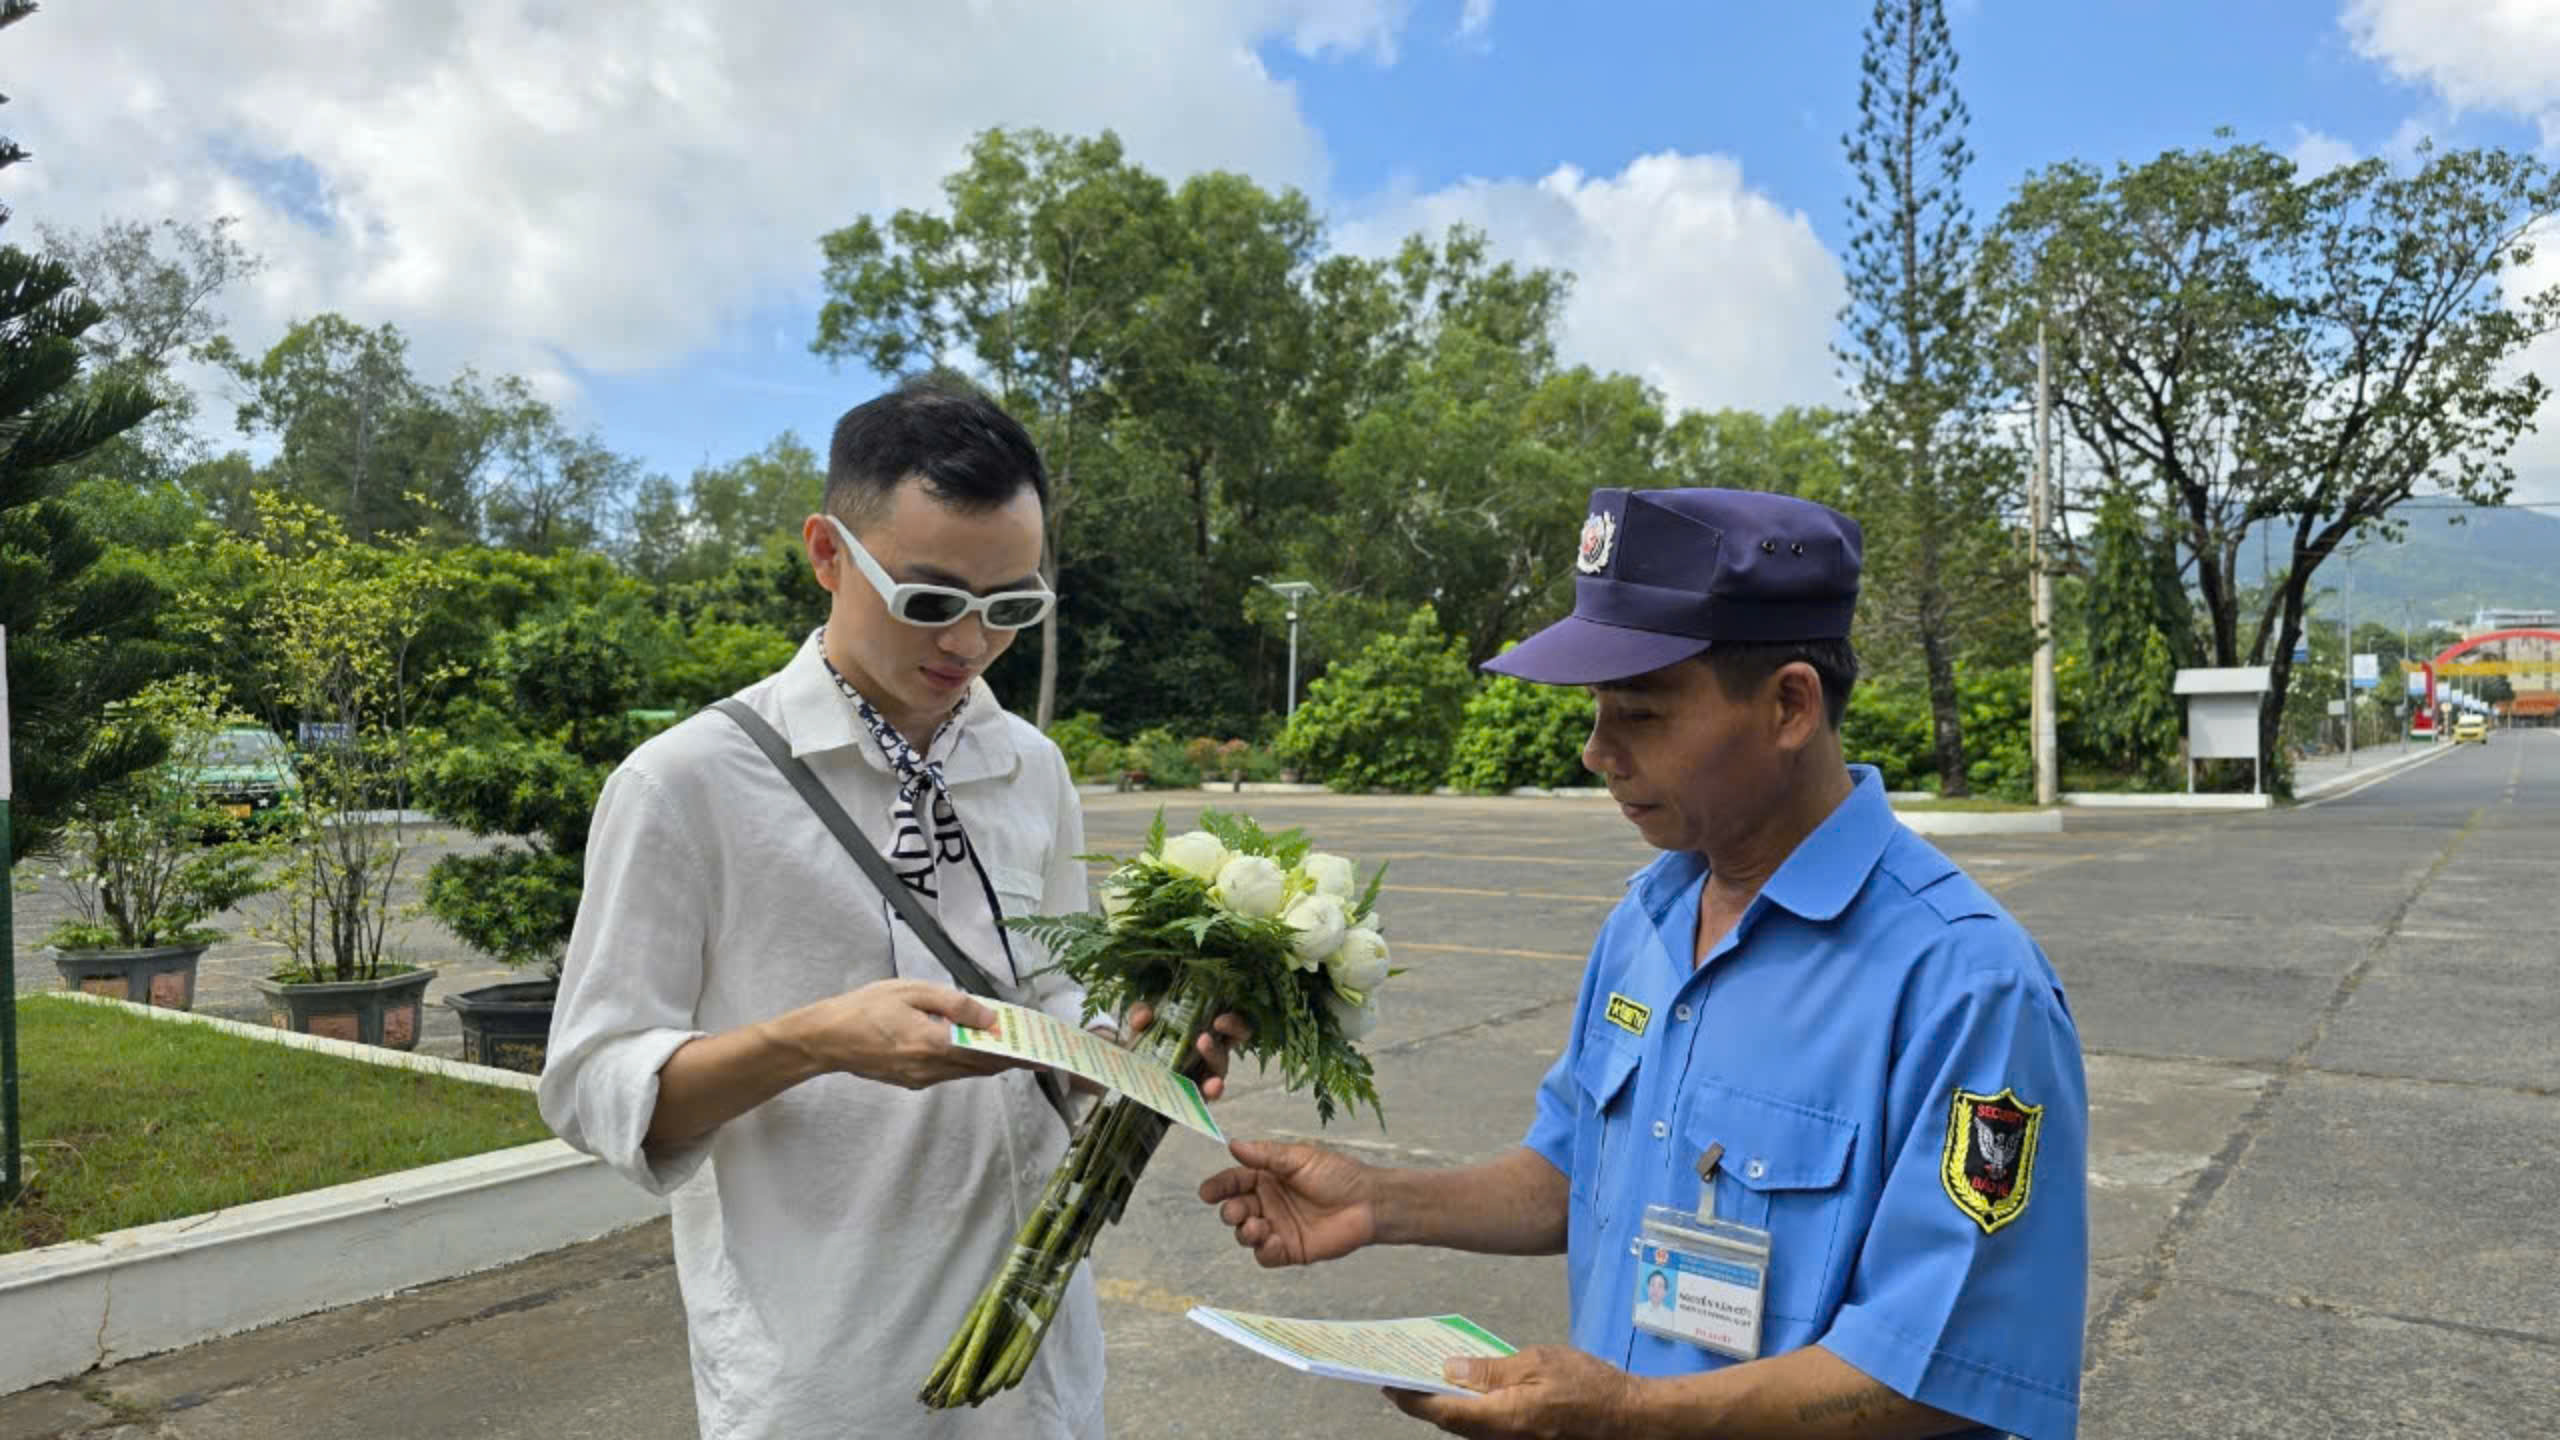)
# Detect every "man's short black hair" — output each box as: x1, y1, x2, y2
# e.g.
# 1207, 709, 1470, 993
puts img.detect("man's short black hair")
824, 376, 1047, 534
1702, 638, 1859, 728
